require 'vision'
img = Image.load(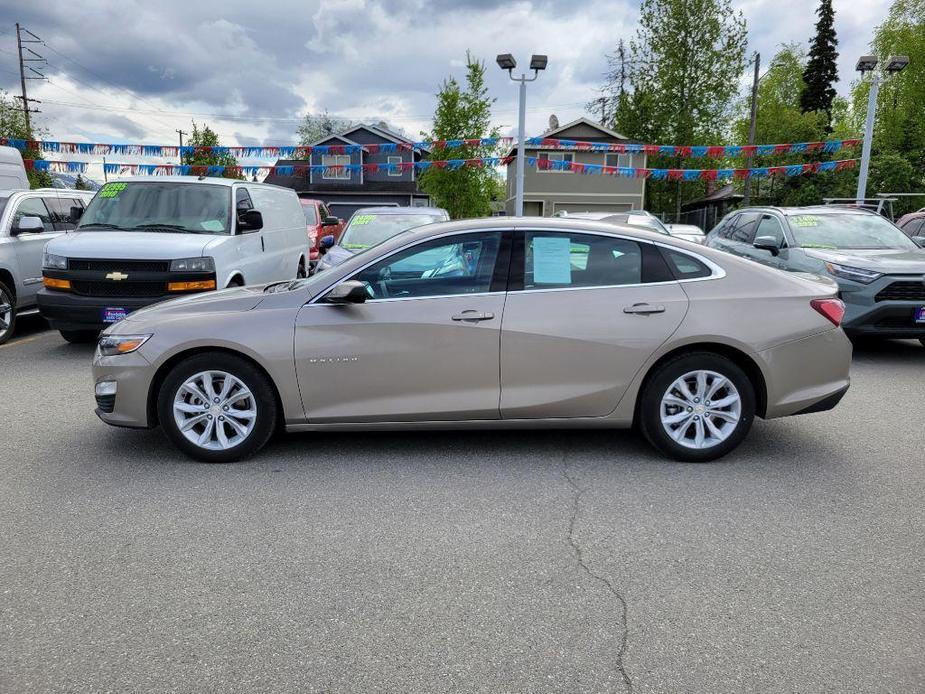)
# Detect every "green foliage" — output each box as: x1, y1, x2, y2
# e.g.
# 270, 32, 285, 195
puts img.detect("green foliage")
0, 90, 52, 189
180, 122, 243, 179
800, 0, 840, 127
418, 52, 500, 219
296, 111, 356, 146
74, 173, 90, 190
